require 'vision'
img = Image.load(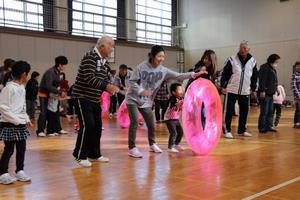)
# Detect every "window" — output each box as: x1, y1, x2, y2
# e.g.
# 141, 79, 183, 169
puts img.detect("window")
0, 0, 43, 31
136, 0, 172, 46
72, 0, 117, 38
